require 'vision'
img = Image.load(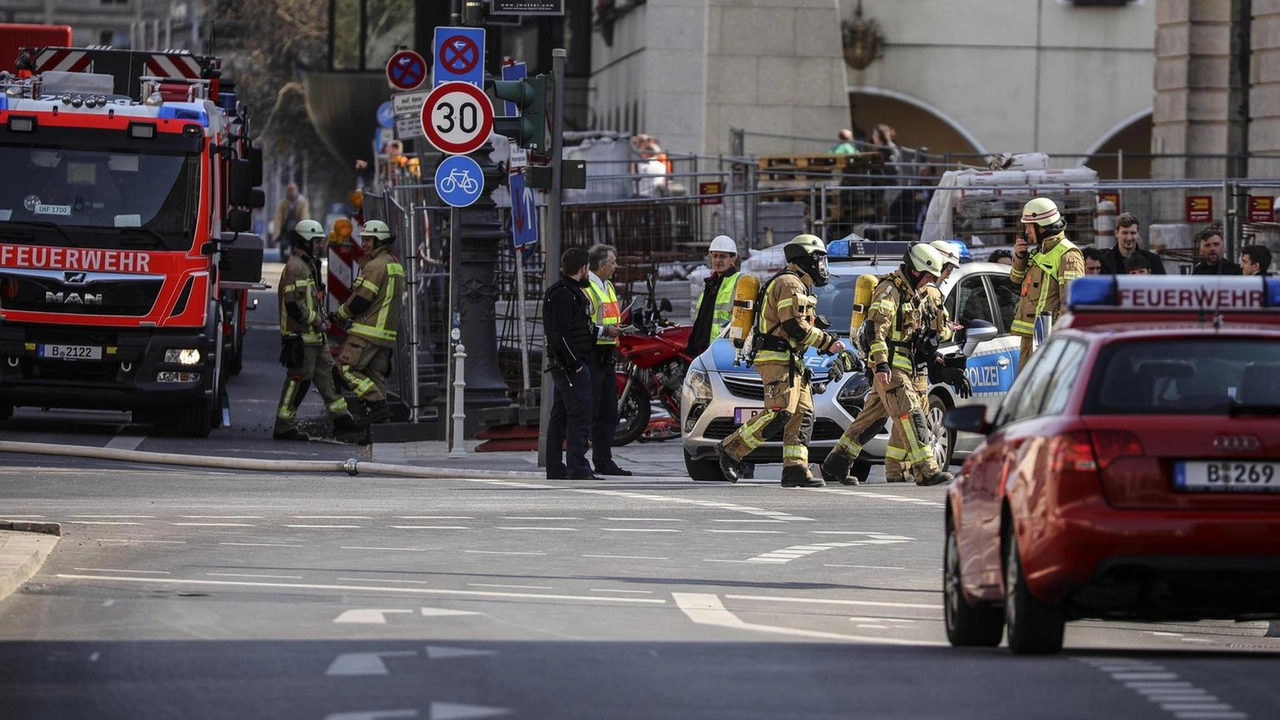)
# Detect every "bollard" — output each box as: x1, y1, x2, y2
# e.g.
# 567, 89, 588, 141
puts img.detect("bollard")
450, 343, 467, 457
